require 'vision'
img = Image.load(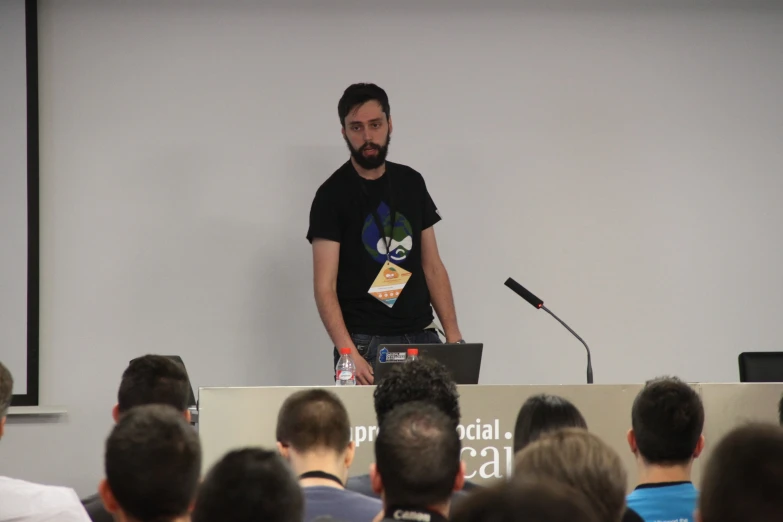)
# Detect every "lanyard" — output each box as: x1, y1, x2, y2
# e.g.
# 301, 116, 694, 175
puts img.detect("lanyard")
359, 171, 395, 262
299, 470, 344, 487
